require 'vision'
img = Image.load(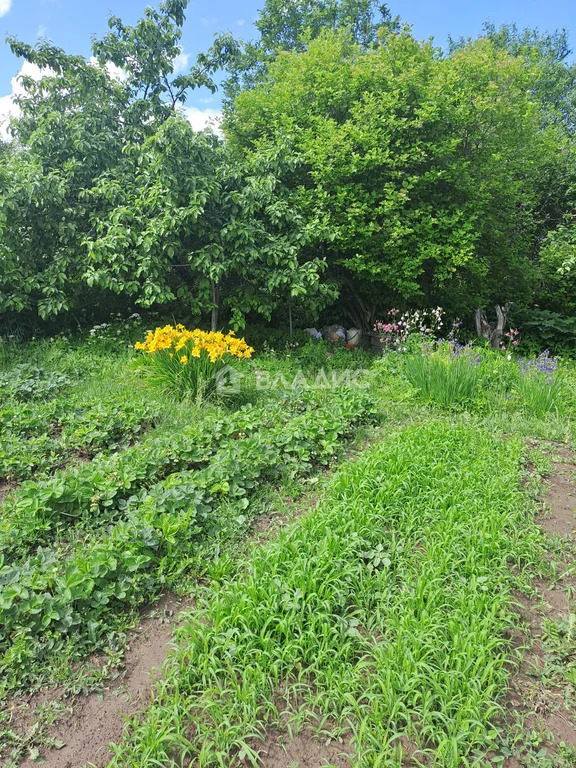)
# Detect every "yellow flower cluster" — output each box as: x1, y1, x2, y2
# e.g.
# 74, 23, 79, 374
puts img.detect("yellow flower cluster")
135, 325, 254, 364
